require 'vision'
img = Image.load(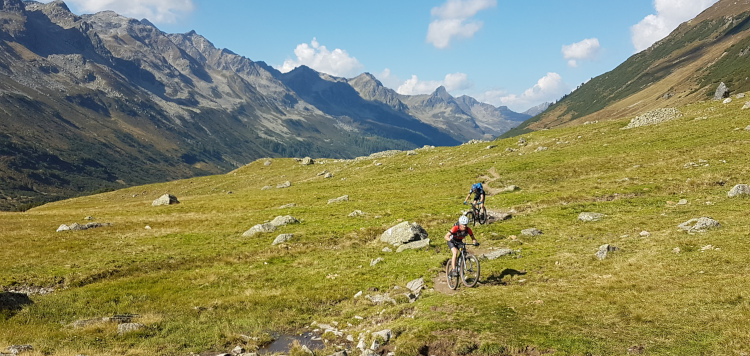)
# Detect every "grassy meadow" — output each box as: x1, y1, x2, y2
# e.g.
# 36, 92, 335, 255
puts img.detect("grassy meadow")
1, 98, 750, 355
